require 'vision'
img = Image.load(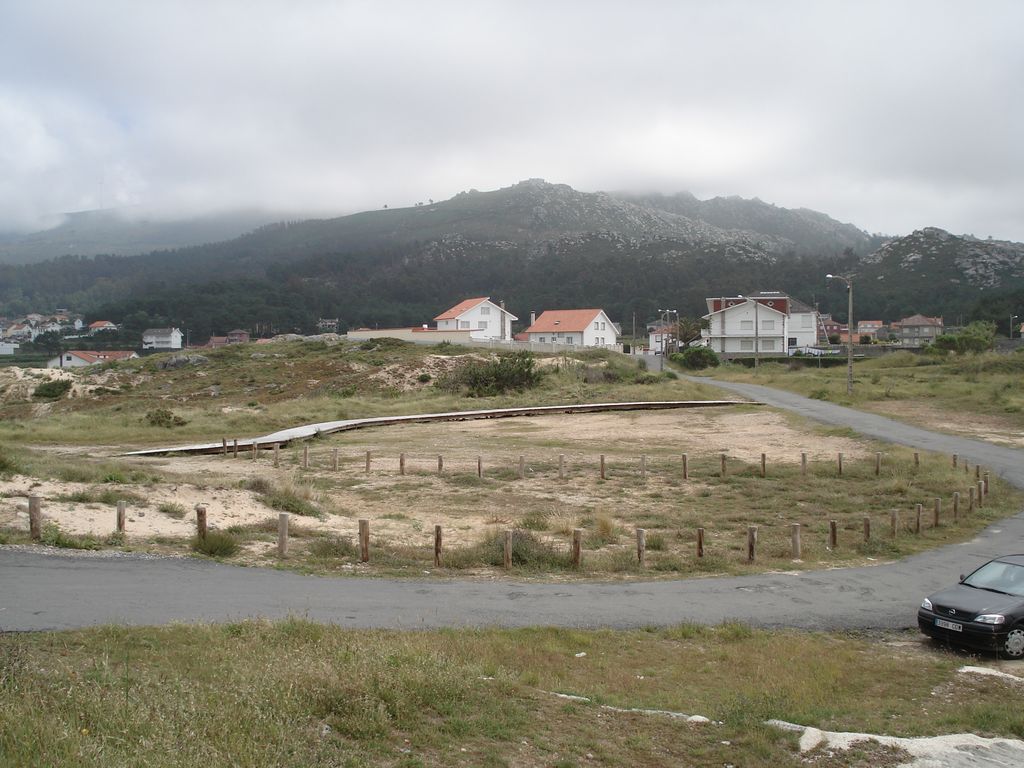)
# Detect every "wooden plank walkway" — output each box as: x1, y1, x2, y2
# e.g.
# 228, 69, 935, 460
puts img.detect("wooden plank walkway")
124, 400, 751, 456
